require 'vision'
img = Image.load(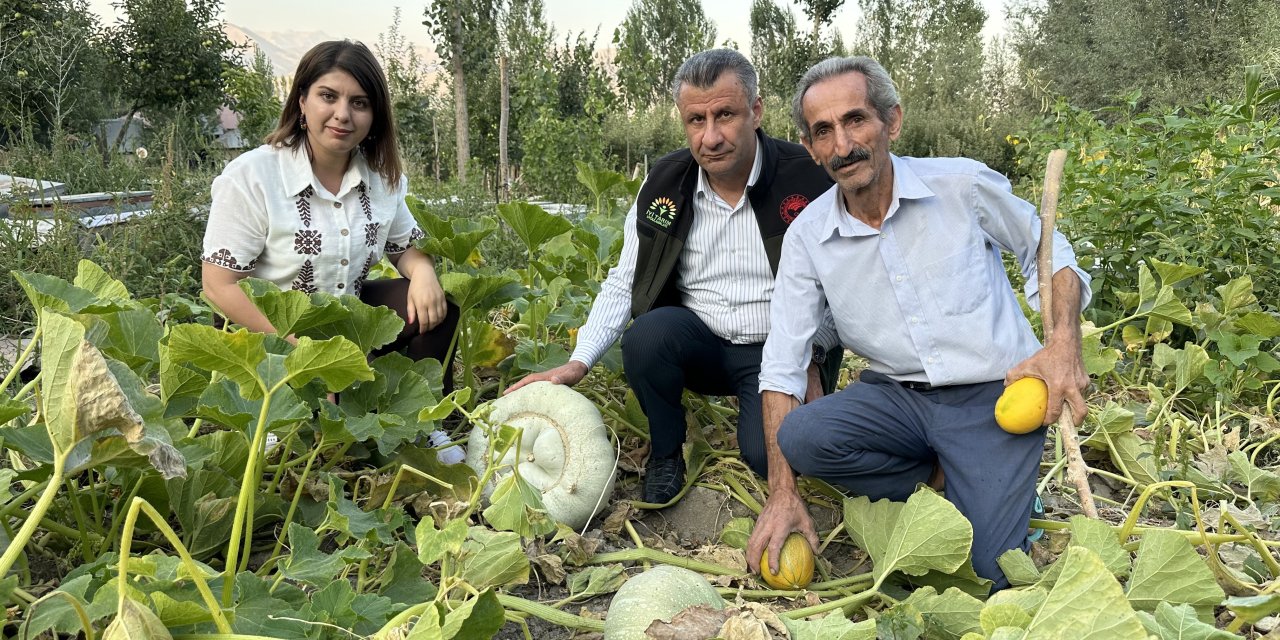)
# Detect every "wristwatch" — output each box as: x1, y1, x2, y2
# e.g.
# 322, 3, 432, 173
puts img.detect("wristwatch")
811, 343, 827, 365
